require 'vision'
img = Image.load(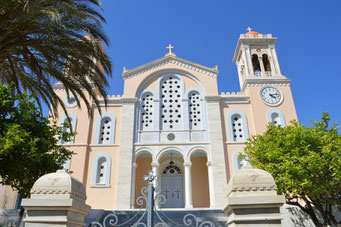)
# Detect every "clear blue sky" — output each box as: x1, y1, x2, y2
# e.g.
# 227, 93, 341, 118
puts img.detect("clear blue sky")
95, 0, 341, 128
